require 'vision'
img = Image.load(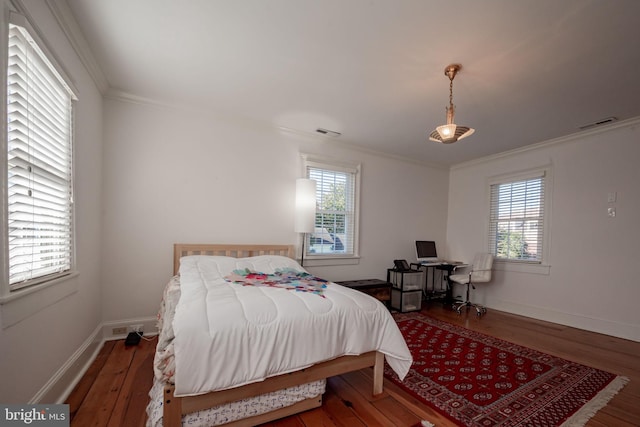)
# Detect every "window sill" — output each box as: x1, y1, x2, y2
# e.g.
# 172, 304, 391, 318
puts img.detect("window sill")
302, 255, 360, 267
494, 261, 551, 275
0, 271, 79, 328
